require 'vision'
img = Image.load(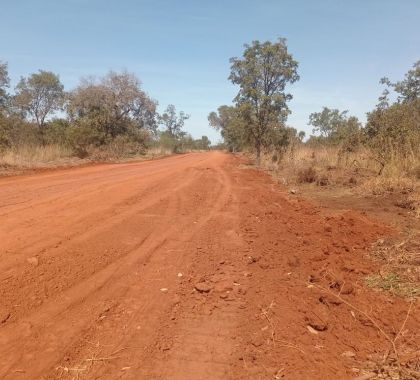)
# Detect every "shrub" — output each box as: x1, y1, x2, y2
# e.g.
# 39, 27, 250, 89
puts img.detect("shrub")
66, 120, 107, 158
43, 119, 71, 146
297, 166, 318, 183
317, 175, 329, 186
